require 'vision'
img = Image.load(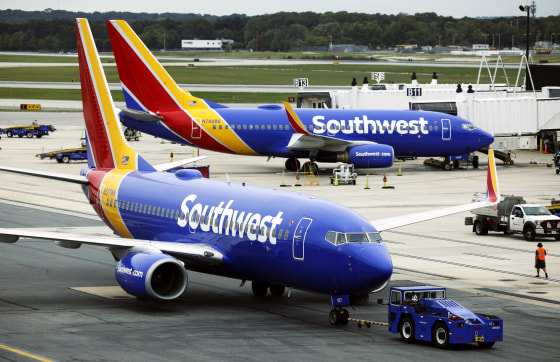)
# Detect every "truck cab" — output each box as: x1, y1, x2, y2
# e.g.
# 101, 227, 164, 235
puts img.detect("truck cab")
509, 204, 560, 241
388, 286, 502, 348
